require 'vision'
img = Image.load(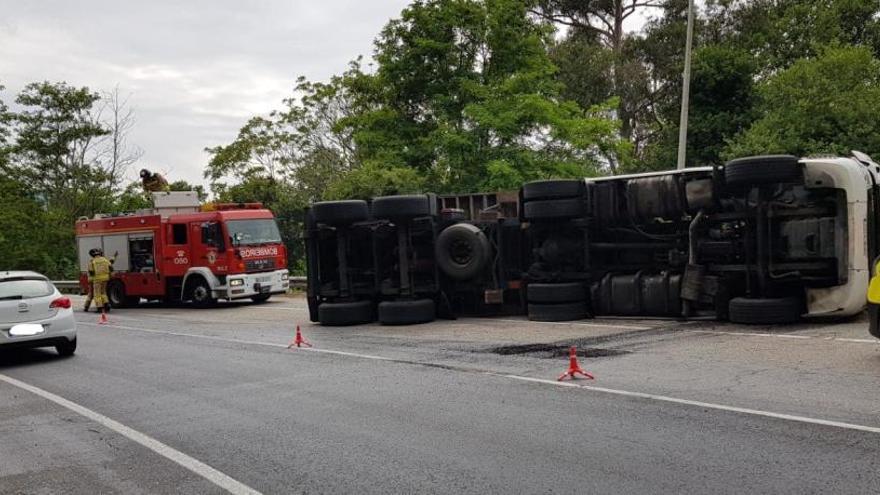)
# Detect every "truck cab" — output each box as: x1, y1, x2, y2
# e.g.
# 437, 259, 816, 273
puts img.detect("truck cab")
76, 192, 289, 307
